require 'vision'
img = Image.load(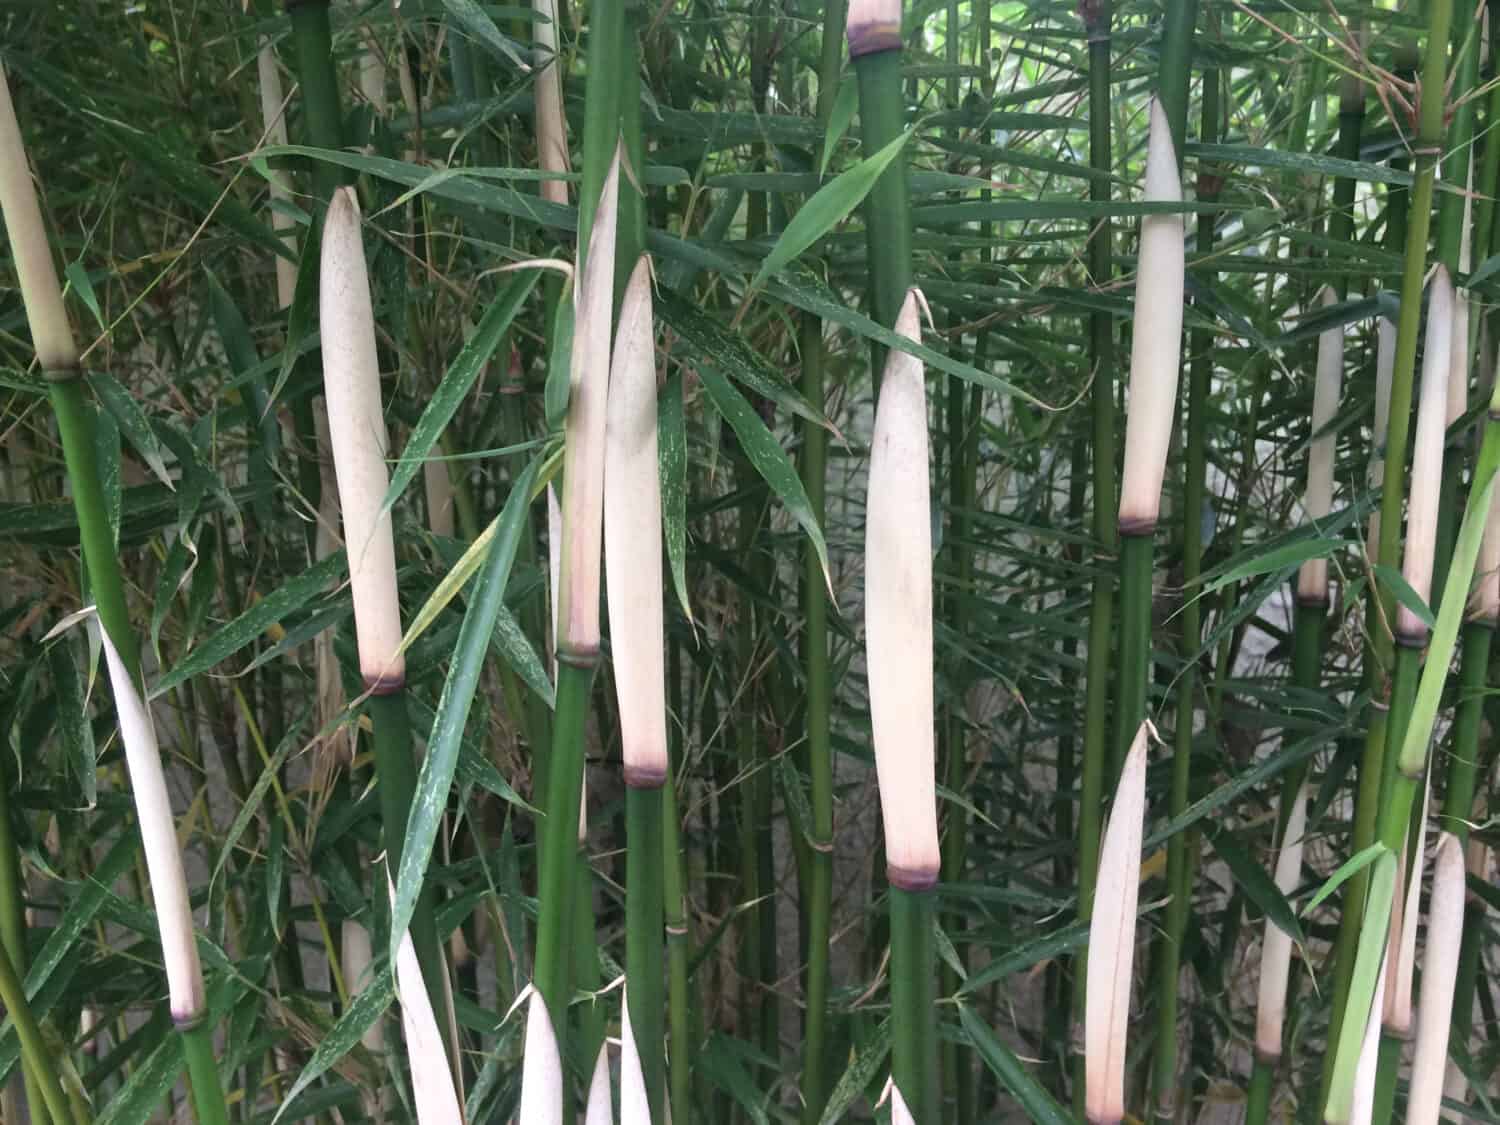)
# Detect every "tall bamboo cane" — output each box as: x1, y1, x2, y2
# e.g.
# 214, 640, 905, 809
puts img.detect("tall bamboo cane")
1114, 99, 1185, 779
1071, 0, 1118, 1103
797, 9, 846, 1120
1325, 267, 1454, 1125
0, 62, 228, 1125
1246, 286, 1346, 1124
528, 147, 622, 1090
1320, 0, 1455, 1094
318, 186, 458, 1071
866, 288, 939, 1124
605, 256, 666, 1124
